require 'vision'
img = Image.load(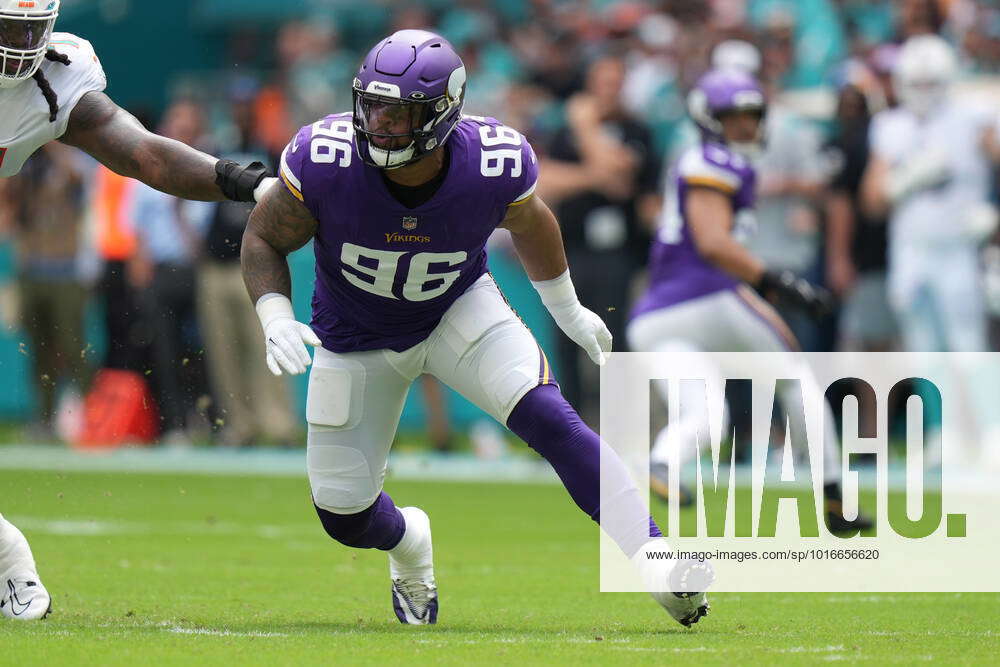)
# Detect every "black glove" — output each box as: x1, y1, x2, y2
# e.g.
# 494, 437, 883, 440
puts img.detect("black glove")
215, 159, 268, 202
757, 269, 834, 319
